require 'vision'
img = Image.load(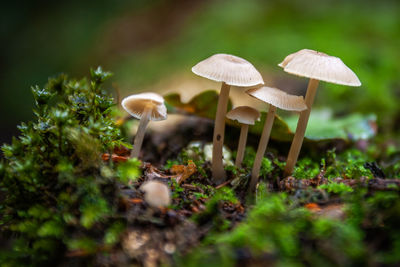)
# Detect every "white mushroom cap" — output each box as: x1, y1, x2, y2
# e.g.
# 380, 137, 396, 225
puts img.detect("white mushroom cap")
278, 49, 361, 86
121, 92, 167, 121
140, 180, 171, 208
192, 53, 264, 87
226, 106, 261, 125
246, 86, 307, 111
